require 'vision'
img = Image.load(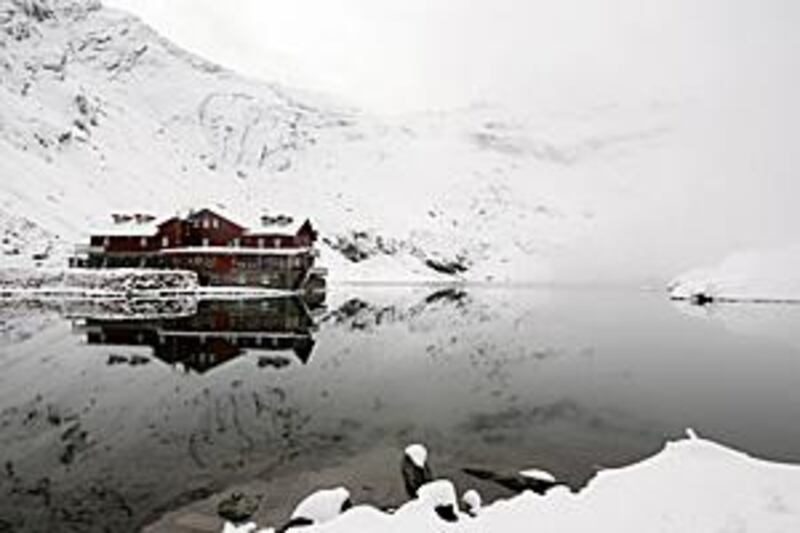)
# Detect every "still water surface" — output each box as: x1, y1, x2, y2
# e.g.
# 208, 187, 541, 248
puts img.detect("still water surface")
0, 287, 799, 531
